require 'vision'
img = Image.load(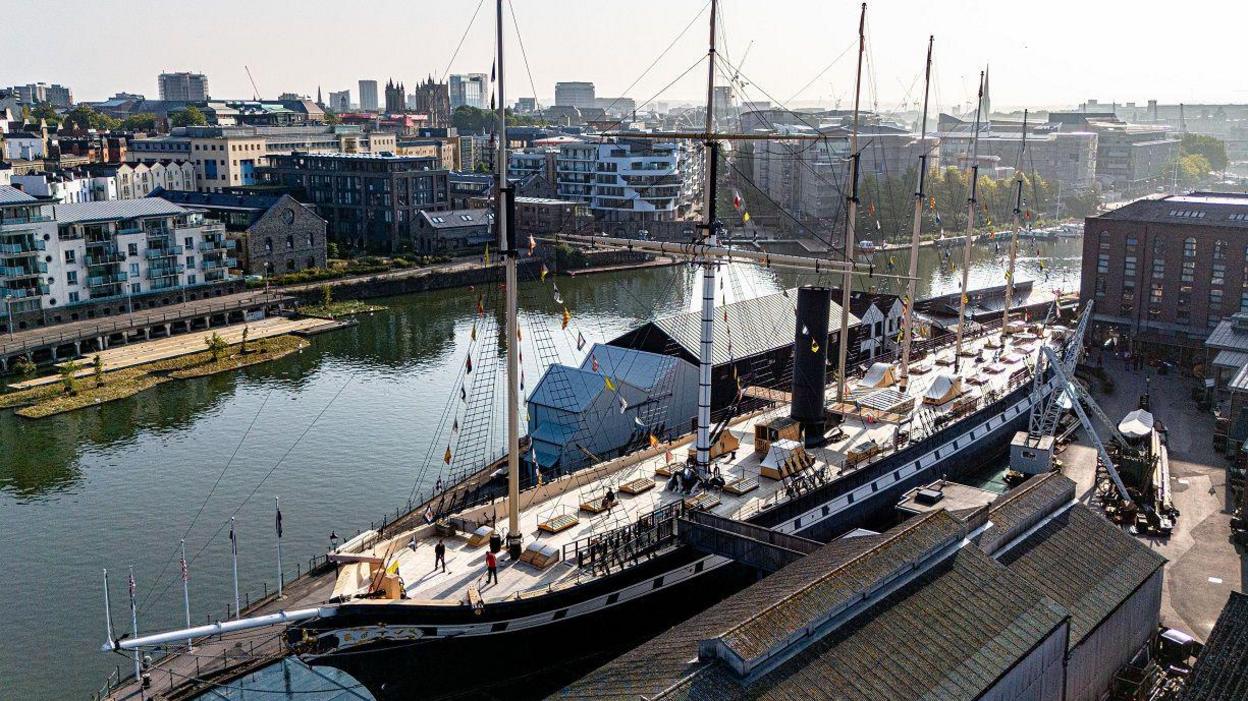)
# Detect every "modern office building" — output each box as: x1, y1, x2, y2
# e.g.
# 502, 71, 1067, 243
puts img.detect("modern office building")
1080, 192, 1248, 358
328, 90, 350, 113
157, 72, 209, 102
554, 81, 595, 109
260, 152, 449, 251
0, 187, 238, 333
358, 80, 379, 112
449, 73, 488, 110
9, 82, 74, 108
1049, 112, 1179, 193
938, 115, 1099, 191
